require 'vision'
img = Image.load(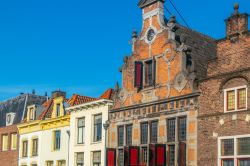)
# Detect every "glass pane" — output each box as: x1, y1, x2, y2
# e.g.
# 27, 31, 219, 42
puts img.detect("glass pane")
238, 137, 250, 155
168, 145, 175, 166
126, 125, 132, 145
118, 126, 124, 146
238, 89, 247, 109
141, 123, 148, 144
78, 118, 85, 127
167, 119, 176, 142
151, 121, 158, 143
221, 139, 234, 156
238, 159, 250, 166
76, 152, 84, 163
179, 117, 187, 141
227, 91, 235, 111
222, 159, 234, 166
141, 147, 148, 164
93, 151, 101, 163
118, 150, 124, 166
